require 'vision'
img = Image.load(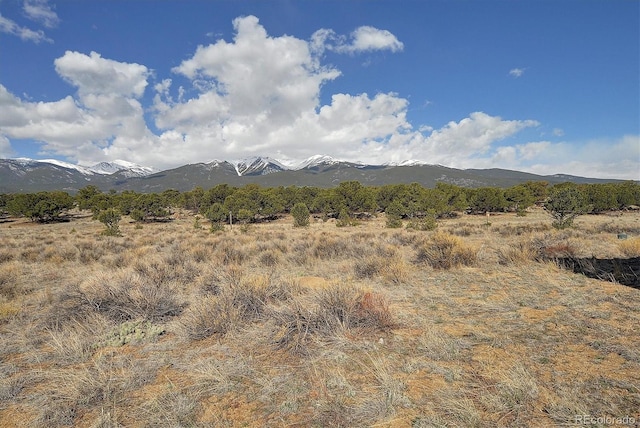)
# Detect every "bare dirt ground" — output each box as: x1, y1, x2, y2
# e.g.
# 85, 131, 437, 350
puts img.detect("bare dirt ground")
0, 207, 639, 427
